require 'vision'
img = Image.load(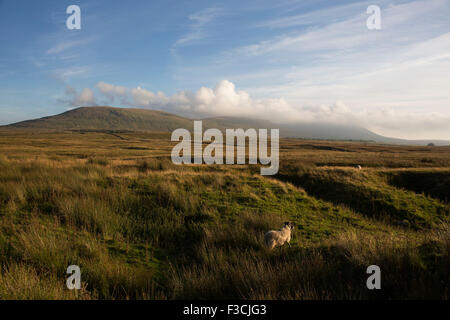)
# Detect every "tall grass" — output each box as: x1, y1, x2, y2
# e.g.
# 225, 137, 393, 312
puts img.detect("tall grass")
0, 131, 448, 299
